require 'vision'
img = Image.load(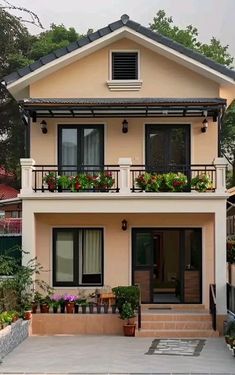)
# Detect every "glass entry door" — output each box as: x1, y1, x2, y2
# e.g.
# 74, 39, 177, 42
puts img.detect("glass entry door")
132, 228, 202, 304
145, 125, 190, 172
